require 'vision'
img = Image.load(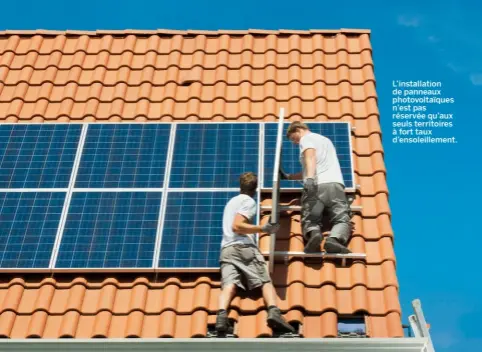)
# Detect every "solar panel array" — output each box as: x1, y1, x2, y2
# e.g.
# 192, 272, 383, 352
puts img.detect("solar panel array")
0, 122, 353, 270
